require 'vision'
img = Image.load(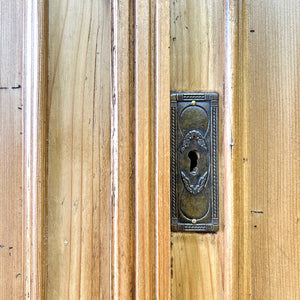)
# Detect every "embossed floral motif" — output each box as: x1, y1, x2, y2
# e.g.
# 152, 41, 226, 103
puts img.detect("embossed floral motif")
181, 171, 208, 194
180, 130, 207, 153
